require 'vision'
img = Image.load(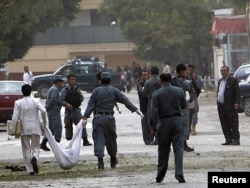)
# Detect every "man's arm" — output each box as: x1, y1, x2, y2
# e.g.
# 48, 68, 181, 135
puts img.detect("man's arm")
82, 90, 96, 118
139, 80, 149, 97
115, 88, 138, 112
233, 78, 240, 109
46, 88, 59, 110
61, 88, 68, 107
150, 93, 159, 131
178, 78, 191, 92
77, 87, 84, 102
